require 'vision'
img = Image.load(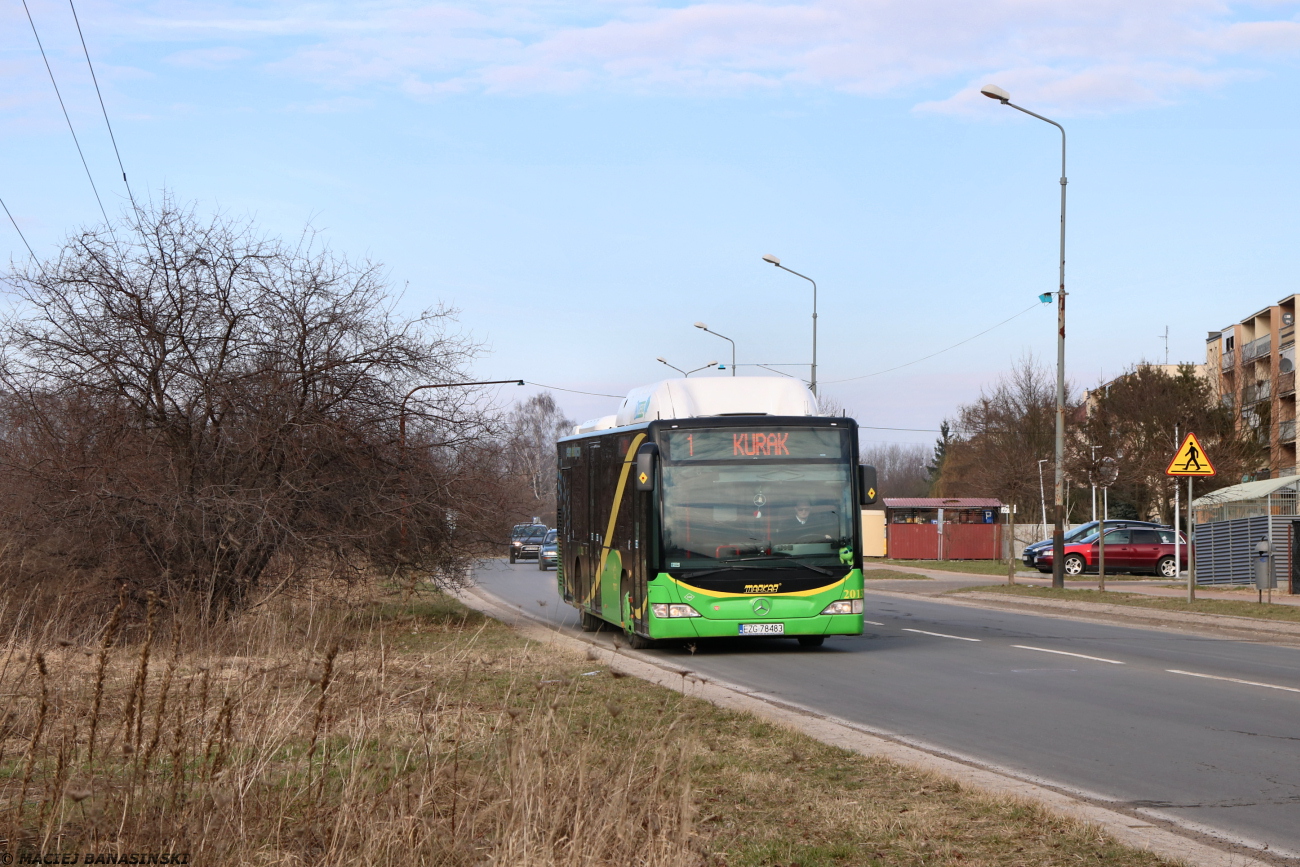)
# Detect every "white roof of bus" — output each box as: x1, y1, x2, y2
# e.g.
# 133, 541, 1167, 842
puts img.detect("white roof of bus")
570, 377, 819, 435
